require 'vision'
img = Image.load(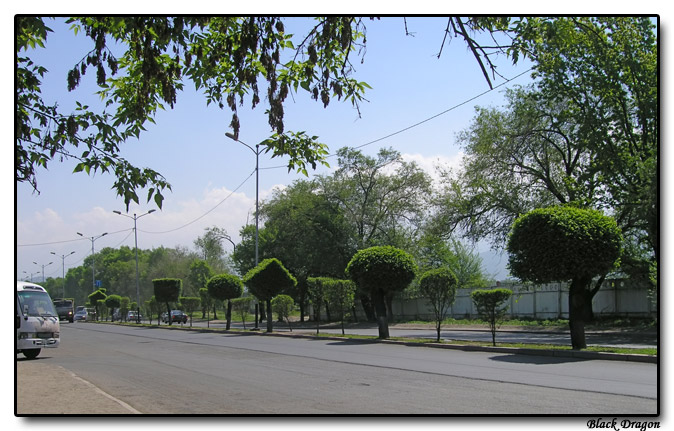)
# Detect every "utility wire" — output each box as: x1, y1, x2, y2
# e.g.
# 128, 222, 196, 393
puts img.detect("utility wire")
259, 67, 533, 170
139, 167, 256, 234
18, 228, 133, 247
